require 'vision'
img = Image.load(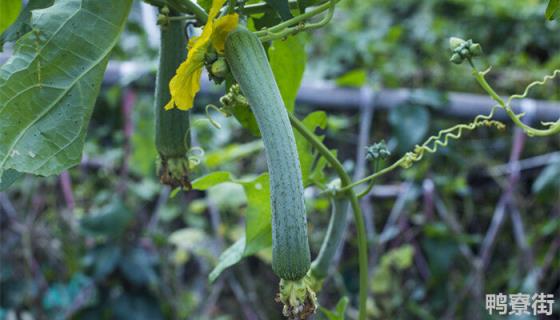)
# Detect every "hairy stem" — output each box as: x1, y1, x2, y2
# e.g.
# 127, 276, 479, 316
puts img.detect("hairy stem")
255, 0, 338, 41
242, 0, 328, 15
171, 0, 209, 23
144, 0, 208, 23
289, 113, 368, 320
